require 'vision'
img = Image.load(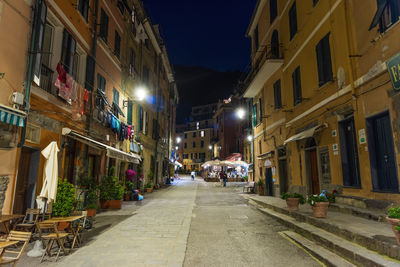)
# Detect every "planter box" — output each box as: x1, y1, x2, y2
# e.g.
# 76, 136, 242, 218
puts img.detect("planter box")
286, 198, 300, 211
86, 209, 96, 217
146, 188, 153, 193
101, 199, 123, 209
312, 202, 329, 218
